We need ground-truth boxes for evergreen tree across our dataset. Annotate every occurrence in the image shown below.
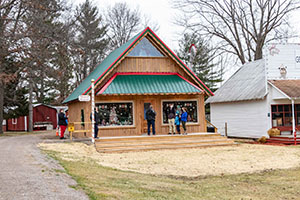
[176,33,222,92]
[73,0,108,86]
[23,0,66,104]
[3,58,28,120]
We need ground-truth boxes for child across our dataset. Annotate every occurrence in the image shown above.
[181,107,188,135]
[175,110,181,134]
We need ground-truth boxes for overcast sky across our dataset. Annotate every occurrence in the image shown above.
[73,0,300,80]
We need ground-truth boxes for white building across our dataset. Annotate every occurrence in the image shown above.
[206,44,300,138]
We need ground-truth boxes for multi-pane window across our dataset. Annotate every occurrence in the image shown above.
[162,101,198,124]
[96,102,133,126]
[271,104,300,127]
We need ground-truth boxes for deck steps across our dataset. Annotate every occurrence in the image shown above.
[267,136,300,144]
[95,133,236,153]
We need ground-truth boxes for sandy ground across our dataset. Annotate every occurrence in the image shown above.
[39,142,300,177]
[0,132,88,200]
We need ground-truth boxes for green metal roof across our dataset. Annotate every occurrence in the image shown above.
[100,75,202,95]
[63,27,213,104]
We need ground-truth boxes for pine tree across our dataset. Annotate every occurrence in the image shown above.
[73,0,108,86]
[176,33,223,92]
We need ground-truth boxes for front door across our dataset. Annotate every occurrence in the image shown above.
[142,100,155,134]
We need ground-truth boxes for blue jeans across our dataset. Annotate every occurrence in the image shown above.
[147,120,155,135]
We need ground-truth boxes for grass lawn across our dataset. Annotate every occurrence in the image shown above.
[45,149,300,200]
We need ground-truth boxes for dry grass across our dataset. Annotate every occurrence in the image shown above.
[39,143,300,177]
[44,148,300,200]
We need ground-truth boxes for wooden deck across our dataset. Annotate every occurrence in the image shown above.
[267,135,300,145]
[95,133,236,153]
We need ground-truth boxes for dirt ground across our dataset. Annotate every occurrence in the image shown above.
[0,132,88,200]
[39,142,300,177]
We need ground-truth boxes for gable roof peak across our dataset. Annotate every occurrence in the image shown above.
[63,27,213,104]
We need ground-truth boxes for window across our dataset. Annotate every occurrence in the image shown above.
[127,37,164,57]
[96,102,133,126]
[162,101,198,124]
[271,104,300,127]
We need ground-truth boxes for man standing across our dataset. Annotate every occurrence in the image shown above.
[58,109,68,139]
[90,107,100,139]
[166,103,176,135]
[146,104,156,135]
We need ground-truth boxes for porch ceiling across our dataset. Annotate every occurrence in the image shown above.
[269,80,300,98]
[97,73,203,95]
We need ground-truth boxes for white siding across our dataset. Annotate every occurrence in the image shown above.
[265,44,300,79]
[210,100,269,138]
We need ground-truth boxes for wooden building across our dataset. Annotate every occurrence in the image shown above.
[64,27,214,137]
[5,104,61,131]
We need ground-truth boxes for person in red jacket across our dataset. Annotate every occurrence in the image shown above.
[58,109,68,139]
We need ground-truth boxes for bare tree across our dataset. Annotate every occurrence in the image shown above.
[106,2,141,49]
[175,0,300,64]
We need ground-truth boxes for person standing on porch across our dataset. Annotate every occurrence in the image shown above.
[146,105,156,135]
[58,109,68,139]
[181,107,188,135]
[175,110,181,134]
[90,107,100,139]
[166,103,176,134]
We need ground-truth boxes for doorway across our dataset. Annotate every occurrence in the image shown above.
[142,100,155,134]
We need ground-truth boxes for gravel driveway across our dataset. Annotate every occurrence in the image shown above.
[0,132,88,200]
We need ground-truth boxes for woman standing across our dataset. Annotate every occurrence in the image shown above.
[58,109,68,139]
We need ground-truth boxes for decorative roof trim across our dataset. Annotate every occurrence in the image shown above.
[72,27,212,102]
[147,28,213,96]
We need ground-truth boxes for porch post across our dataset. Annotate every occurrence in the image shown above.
[91,79,95,142]
[292,99,296,144]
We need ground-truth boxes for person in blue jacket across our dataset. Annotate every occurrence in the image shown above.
[175,110,181,134]
[181,107,188,135]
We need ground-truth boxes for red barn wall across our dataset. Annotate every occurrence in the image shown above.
[7,116,26,131]
[33,105,57,129]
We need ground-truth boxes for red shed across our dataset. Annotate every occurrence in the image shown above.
[33,104,58,130]
[5,104,63,131]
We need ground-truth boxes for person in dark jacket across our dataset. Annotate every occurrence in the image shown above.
[90,107,100,138]
[166,103,176,134]
[146,105,156,135]
[58,109,68,139]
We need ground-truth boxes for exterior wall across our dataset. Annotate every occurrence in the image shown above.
[68,94,206,137]
[33,105,57,129]
[210,99,269,138]
[2,120,6,132]
[67,101,92,137]
[265,43,300,79]
[7,116,27,131]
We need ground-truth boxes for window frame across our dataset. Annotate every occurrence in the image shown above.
[161,99,199,126]
[271,104,300,130]
[96,101,135,129]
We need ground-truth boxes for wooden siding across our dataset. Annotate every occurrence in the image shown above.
[66,94,205,137]
[68,101,92,137]
[117,57,196,86]
[265,44,300,79]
